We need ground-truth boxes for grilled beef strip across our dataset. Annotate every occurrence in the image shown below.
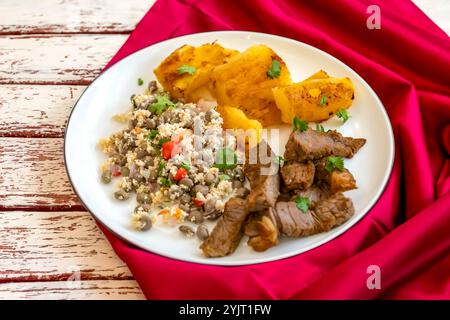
[245,184,330,251]
[284,129,366,162]
[200,198,249,257]
[244,140,280,212]
[275,193,354,237]
[311,193,354,231]
[245,190,354,251]
[280,161,315,190]
[236,128,362,253]
[246,174,280,212]
[315,158,357,193]
[244,208,279,252]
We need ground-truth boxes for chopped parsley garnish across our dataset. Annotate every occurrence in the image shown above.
[274,155,285,166]
[336,108,349,123]
[325,156,344,172]
[157,137,171,148]
[181,161,191,171]
[177,64,197,75]
[293,116,308,132]
[159,177,172,187]
[295,196,310,213]
[320,95,327,106]
[157,160,165,176]
[137,78,144,86]
[214,148,237,170]
[147,129,158,140]
[267,59,281,79]
[148,94,175,115]
[219,174,231,181]
[315,123,325,132]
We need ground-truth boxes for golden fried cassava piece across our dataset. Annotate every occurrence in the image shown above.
[304,69,330,81]
[273,71,354,123]
[210,45,292,126]
[217,105,262,146]
[217,105,262,132]
[154,43,239,102]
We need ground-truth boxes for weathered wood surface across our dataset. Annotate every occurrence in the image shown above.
[0,0,150,34]
[0,210,133,282]
[0,138,82,210]
[0,35,127,84]
[0,0,152,300]
[0,280,144,300]
[0,85,84,137]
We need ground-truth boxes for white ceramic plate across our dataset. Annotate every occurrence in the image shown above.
[65,31,394,265]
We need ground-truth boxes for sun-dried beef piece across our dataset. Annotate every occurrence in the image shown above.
[200,198,249,257]
[281,161,315,190]
[244,140,280,211]
[284,129,366,161]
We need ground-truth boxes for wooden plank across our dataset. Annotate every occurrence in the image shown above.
[0,280,144,300]
[0,0,151,34]
[0,34,127,84]
[0,138,81,209]
[0,210,134,282]
[0,85,84,137]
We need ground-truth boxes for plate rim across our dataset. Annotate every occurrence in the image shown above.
[64,30,395,266]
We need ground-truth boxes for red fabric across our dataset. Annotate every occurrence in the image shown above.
[99,0,450,299]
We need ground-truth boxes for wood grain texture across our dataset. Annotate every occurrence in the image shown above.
[0,0,151,34]
[0,138,81,209]
[0,0,151,299]
[0,280,144,300]
[0,35,127,84]
[0,210,134,282]
[0,85,85,137]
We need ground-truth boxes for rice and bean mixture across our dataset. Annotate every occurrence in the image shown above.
[98,81,249,237]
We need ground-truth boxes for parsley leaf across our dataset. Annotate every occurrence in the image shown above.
[315,124,325,132]
[293,116,308,132]
[148,94,175,115]
[219,174,231,181]
[320,95,327,106]
[138,78,144,86]
[178,64,197,75]
[181,161,191,171]
[157,159,165,176]
[157,137,171,148]
[295,196,310,213]
[214,148,237,170]
[325,156,344,172]
[159,177,172,187]
[273,155,285,166]
[336,108,349,123]
[147,129,158,140]
[267,59,281,79]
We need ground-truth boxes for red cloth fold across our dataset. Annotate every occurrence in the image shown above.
[99,0,450,299]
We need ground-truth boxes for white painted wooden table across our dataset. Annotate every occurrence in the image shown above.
[0,0,447,300]
[0,0,154,300]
